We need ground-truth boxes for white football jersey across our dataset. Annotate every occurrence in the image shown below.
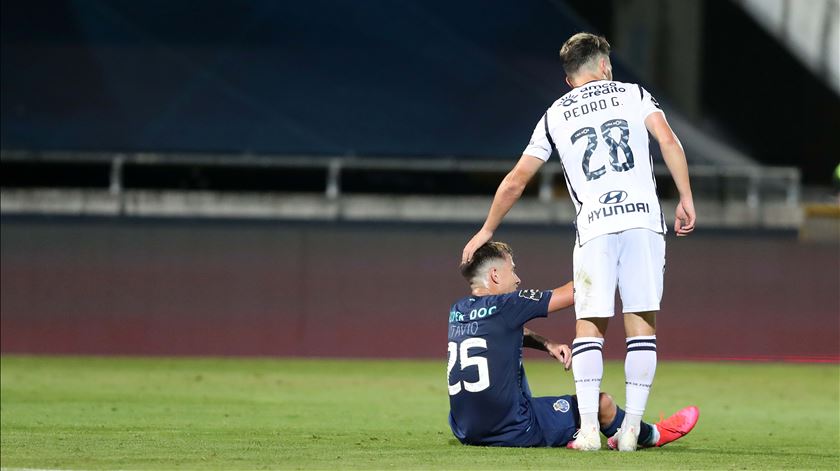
[524,79,667,246]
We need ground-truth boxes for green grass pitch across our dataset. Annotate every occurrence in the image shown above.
[1,356,838,470]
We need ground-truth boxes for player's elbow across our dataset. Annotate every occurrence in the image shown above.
[499,177,526,199]
[656,131,681,149]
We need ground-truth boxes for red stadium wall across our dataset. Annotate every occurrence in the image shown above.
[1,217,838,361]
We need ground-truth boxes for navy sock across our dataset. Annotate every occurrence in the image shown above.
[601,406,624,437]
[638,421,654,445]
[602,406,654,446]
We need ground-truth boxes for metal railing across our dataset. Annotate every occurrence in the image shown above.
[1,149,801,208]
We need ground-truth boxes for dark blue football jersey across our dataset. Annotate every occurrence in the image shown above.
[447,288,553,446]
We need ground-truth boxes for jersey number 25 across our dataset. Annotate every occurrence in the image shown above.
[447,338,490,395]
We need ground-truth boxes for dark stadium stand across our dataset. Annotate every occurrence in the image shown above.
[1,0,632,158]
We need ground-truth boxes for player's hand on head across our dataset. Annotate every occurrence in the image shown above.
[675,198,696,237]
[546,342,572,371]
[461,228,493,265]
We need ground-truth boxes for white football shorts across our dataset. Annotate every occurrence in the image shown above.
[573,228,665,319]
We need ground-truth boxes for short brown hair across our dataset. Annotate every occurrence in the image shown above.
[559,32,610,76]
[460,241,513,282]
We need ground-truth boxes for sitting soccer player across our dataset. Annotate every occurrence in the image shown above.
[448,241,698,449]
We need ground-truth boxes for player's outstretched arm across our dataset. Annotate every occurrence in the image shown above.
[523,328,571,370]
[645,112,696,236]
[548,281,574,313]
[461,155,545,264]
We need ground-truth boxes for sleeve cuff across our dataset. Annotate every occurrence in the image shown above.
[522,147,551,162]
[642,108,665,121]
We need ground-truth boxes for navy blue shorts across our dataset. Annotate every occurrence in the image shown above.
[530,395,580,447]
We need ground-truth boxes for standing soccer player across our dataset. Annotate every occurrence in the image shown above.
[461,32,696,451]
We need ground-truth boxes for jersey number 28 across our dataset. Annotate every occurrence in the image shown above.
[447,338,490,396]
[571,118,635,181]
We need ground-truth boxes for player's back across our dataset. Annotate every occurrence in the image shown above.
[447,289,550,446]
[526,79,666,245]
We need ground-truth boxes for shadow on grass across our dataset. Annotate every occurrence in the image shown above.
[444,441,839,462]
[659,446,839,460]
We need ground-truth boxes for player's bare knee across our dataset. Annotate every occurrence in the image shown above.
[624,311,656,337]
[598,393,615,411]
[598,393,617,424]
[576,318,608,337]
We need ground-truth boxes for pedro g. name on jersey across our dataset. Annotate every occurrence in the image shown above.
[525,80,666,246]
[559,81,626,121]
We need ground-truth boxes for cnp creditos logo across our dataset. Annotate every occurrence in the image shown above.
[559,94,579,107]
[599,190,628,204]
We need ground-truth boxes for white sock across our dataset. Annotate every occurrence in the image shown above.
[624,335,657,421]
[647,424,661,446]
[572,336,604,430]
[622,413,643,434]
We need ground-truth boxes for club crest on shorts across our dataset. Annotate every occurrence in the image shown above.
[553,399,570,413]
[518,289,542,301]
